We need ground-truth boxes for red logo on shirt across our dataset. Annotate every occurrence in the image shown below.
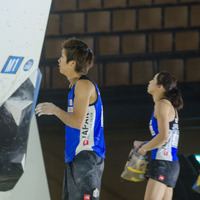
[84,194,90,200]
[83,140,89,146]
[164,151,168,156]
[158,175,165,181]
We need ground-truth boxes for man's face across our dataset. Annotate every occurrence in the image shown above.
[58,49,75,76]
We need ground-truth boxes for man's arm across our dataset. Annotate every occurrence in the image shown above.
[138,100,170,155]
[35,79,94,129]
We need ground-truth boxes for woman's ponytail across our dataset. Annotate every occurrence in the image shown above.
[157,72,184,110]
[165,87,183,110]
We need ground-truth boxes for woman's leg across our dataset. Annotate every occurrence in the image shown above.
[163,187,173,200]
[144,178,167,200]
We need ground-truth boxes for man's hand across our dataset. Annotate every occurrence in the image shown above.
[35,102,57,116]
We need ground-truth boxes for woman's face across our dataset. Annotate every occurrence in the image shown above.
[147,73,159,94]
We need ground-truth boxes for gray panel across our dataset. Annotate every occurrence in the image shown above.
[0,116,50,199]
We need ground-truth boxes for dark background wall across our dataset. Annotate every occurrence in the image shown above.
[40,0,200,89]
[37,0,200,199]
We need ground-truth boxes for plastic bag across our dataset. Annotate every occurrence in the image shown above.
[121,146,149,182]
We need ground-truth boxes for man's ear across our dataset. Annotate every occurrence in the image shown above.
[69,60,76,67]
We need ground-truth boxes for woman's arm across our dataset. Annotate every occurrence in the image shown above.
[138,100,171,155]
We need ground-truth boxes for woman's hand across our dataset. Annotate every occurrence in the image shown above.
[134,141,148,156]
[137,147,147,156]
[133,141,145,148]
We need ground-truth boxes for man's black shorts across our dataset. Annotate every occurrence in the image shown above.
[145,159,180,188]
[62,151,104,200]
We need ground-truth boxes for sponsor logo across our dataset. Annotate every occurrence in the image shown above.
[23,59,34,71]
[68,107,73,113]
[69,99,73,106]
[149,120,156,136]
[81,112,90,139]
[83,140,89,146]
[172,130,179,148]
[101,106,103,127]
[164,151,168,156]
[93,188,99,198]
[1,56,24,74]
[158,175,165,181]
[84,194,90,200]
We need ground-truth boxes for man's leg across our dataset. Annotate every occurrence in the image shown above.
[62,164,68,200]
[71,151,104,200]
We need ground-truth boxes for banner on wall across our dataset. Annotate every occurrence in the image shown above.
[0,0,52,191]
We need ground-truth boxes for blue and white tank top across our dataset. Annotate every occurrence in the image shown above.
[65,75,105,163]
[149,106,179,161]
